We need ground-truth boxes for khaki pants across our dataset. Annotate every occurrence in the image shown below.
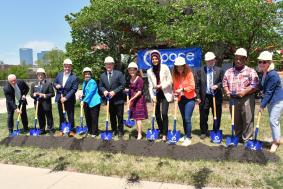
[230,95,255,141]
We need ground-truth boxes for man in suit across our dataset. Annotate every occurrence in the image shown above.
[99,56,126,138]
[54,58,79,136]
[195,52,224,139]
[3,74,29,135]
[30,68,55,134]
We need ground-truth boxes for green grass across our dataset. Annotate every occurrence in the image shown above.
[0,86,4,98]
[0,102,282,188]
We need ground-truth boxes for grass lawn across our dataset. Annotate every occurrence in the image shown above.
[0,86,4,98]
[0,101,282,188]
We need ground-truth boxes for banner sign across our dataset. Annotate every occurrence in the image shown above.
[137,47,202,70]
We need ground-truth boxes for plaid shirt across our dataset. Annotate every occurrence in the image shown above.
[223,66,259,93]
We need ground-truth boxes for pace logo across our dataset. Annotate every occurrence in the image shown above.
[138,47,202,69]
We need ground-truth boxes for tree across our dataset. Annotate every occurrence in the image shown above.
[65,0,283,73]
[37,49,66,78]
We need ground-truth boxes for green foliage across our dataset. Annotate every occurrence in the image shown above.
[36,49,66,78]
[65,0,283,73]
[0,65,29,80]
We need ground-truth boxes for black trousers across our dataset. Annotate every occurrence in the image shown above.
[37,104,54,132]
[109,102,124,135]
[7,104,28,133]
[84,104,100,135]
[199,94,222,134]
[57,101,75,131]
[155,91,169,136]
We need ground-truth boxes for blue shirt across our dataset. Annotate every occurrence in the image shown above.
[82,79,102,108]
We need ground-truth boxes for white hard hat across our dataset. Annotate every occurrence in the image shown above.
[204,52,216,61]
[235,48,247,57]
[104,56,115,64]
[82,67,92,73]
[258,51,272,61]
[127,62,138,69]
[36,68,46,74]
[63,58,72,65]
[174,57,186,66]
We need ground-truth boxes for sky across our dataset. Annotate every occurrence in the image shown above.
[0,0,90,64]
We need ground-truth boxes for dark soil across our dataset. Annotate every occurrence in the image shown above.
[0,136,279,165]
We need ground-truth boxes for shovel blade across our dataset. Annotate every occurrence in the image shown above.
[146,129,160,141]
[10,130,21,137]
[61,122,71,135]
[245,140,263,151]
[226,136,239,146]
[167,130,181,144]
[124,119,135,128]
[29,128,41,136]
[101,131,112,141]
[210,130,223,144]
[76,126,88,135]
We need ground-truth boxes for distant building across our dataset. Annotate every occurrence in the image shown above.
[19,48,33,65]
[37,51,49,63]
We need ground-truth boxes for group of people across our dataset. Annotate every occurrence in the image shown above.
[3,48,283,152]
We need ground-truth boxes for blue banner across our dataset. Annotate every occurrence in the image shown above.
[137,47,202,70]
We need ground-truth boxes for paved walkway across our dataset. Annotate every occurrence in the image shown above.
[0,163,234,189]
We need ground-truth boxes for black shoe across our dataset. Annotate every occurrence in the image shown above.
[22,128,29,134]
[113,131,118,136]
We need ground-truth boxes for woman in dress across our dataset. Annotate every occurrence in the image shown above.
[127,62,148,140]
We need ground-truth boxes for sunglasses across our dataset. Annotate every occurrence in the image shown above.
[258,61,269,64]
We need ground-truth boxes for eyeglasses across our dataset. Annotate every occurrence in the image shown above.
[258,61,268,64]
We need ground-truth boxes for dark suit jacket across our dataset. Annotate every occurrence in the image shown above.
[53,72,79,103]
[99,70,126,104]
[195,66,224,102]
[3,80,29,112]
[30,79,55,110]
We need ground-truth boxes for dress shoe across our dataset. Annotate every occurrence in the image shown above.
[69,131,76,137]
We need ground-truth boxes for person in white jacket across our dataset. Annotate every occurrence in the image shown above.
[147,50,173,141]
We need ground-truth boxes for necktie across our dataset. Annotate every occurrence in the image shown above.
[108,72,112,85]
[208,68,213,94]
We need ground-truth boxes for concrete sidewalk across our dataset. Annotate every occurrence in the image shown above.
[0,163,230,189]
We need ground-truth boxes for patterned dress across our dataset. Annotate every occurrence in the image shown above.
[129,76,148,120]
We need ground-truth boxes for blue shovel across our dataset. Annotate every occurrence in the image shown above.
[146,98,160,141]
[123,92,135,128]
[10,104,23,137]
[101,97,112,141]
[76,100,88,135]
[209,93,223,144]
[30,98,41,136]
[167,98,180,144]
[60,97,71,135]
[245,111,263,151]
[226,98,239,146]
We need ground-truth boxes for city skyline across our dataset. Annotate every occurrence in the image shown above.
[0,0,90,65]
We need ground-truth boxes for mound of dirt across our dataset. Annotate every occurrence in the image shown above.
[0,136,279,164]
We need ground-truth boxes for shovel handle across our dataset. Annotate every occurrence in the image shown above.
[16,104,23,122]
[152,100,156,117]
[106,98,110,121]
[213,95,217,119]
[231,104,234,126]
[127,93,130,111]
[80,101,84,117]
[35,99,39,120]
[256,112,261,129]
[174,98,178,119]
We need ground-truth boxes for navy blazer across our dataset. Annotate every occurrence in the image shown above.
[3,80,29,112]
[54,72,79,103]
[195,66,224,102]
[99,70,126,105]
[259,70,283,108]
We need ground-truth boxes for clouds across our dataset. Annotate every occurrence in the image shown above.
[22,40,57,52]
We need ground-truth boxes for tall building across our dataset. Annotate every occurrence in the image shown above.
[19,48,33,65]
[37,51,49,63]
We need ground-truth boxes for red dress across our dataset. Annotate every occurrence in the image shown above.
[129,76,148,120]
